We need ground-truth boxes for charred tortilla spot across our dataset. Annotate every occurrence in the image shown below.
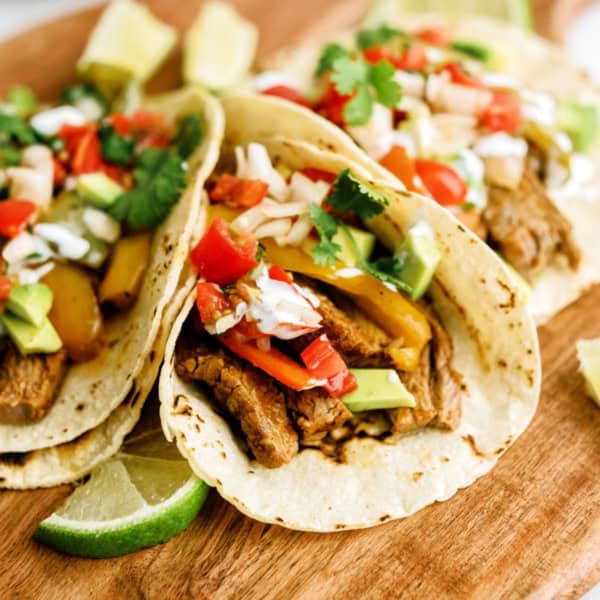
[462,434,485,458]
[220,451,226,459]
[412,471,424,482]
[497,359,508,368]
[441,456,450,463]
[0,451,30,466]
[379,514,391,522]
[275,517,284,523]
[526,370,535,387]
[457,224,466,233]
[149,351,156,363]
[334,524,346,530]
[469,238,476,245]
[480,277,486,284]
[62,428,68,433]
[216,479,222,486]
[248,470,255,475]
[194,424,200,433]
[496,278,516,310]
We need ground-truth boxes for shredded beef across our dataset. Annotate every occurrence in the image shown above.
[483,167,580,281]
[286,387,352,441]
[175,329,298,468]
[0,339,68,424]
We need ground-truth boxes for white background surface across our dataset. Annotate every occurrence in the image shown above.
[0,0,598,596]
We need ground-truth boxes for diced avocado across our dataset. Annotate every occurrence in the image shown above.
[5,283,53,327]
[577,338,600,405]
[0,313,62,355]
[76,173,124,209]
[342,369,415,413]
[332,225,376,268]
[394,224,441,301]
[79,235,111,269]
[558,102,599,152]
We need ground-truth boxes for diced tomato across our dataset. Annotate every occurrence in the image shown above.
[393,46,428,72]
[261,85,312,108]
[316,81,353,126]
[379,145,426,194]
[324,369,357,398]
[210,173,269,209]
[0,274,12,301]
[109,113,132,136]
[190,217,258,286]
[220,332,313,391]
[439,63,483,88]
[301,334,347,380]
[480,89,523,133]
[59,124,102,175]
[131,110,166,132]
[268,264,293,284]
[414,159,468,206]
[101,163,127,186]
[196,282,231,324]
[52,157,67,186]
[363,45,392,64]
[0,200,36,238]
[416,27,449,47]
[300,167,336,184]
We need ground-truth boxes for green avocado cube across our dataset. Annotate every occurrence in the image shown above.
[0,313,62,355]
[342,369,415,413]
[394,225,441,301]
[332,225,376,268]
[6,283,53,327]
[76,172,124,208]
[558,101,599,152]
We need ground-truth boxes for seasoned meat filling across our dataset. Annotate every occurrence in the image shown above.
[0,339,68,424]
[483,168,581,281]
[175,330,298,468]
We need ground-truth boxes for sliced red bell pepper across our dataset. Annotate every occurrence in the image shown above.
[363,45,392,64]
[393,46,428,72]
[480,89,522,133]
[0,274,12,301]
[414,159,468,206]
[190,217,258,286]
[301,334,347,380]
[52,157,67,186]
[416,27,449,47]
[439,63,483,88]
[300,167,337,184]
[109,113,133,136]
[137,132,170,151]
[210,173,269,209]
[196,281,231,324]
[0,200,36,238]
[59,123,102,175]
[220,332,313,391]
[323,369,357,398]
[379,145,426,194]
[131,110,166,132]
[268,264,293,284]
[261,85,312,108]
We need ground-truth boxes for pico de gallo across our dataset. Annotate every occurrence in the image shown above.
[0,82,202,371]
[255,25,598,283]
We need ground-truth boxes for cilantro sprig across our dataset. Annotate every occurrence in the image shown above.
[98,124,135,165]
[315,43,350,77]
[109,148,186,230]
[0,113,36,145]
[356,25,404,50]
[328,169,388,220]
[174,114,203,159]
[330,57,402,126]
[450,41,491,63]
[309,204,341,266]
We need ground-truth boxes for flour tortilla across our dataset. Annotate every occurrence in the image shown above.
[159,118,541,531]
[0,87,224,454]
[262,15,600,325]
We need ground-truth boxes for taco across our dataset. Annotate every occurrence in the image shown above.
[256,15,600,325]
[0,86,224,487]
[159,96,540,531]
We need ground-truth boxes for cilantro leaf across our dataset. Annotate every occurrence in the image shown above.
[98,124,135,165]
[315,43,350,77]
[451,41,491,62]
[356,25,403,50]
[330,57,369,94]
[309,203,341,266]
[0,144,22,167]
[109,148,186,230]
[330,57,402,125]
[0,114,36,145]
[175,114,203,159]
[369,60,402,106]
[328,169,388,221]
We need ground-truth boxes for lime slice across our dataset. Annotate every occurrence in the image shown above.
[33,431,208,558]
[78,0,177,93]
[183,1,258,92]
[363,0,533,30]
[577,338,600,405]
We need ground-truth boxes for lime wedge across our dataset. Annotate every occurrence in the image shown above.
[577,338,600,405]
[33,431,208,558]
[183,1,258,92]
[363,0,533,30]
[78,0,177,93]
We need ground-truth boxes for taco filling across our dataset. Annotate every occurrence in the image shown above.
[173,142,460,468]
[0,84,203,424]
[256,24,598,283]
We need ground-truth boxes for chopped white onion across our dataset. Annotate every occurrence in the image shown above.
[347,103,395,160]
[82,207,121,243]
[33,223,90,260]
[30,105,86,136]
[237,143,288,202]
[289,172,329,206]
[7,145,54,213]
[426,74,492,117]
[2,232,37,265]
[75,97,104,121]
[17,261,55,285]
[262,200,307,218]
[473,133,528,158]
[253,70,298,92]
[285,215,313,246]
[230,202,271,234]
[394,71,426,97]
[254,218,292,239]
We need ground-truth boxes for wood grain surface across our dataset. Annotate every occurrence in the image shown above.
[1,2,599,599]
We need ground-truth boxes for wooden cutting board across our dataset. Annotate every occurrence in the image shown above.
[1,2,600,599]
